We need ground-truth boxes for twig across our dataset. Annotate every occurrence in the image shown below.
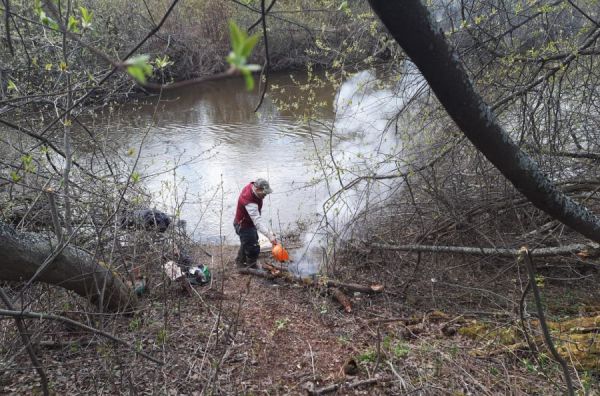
[254,0,272,112]
[248,0,277,31]
[520,247,574,396]
[45,188,63,242]
[374,324,381,373]
[3,0,14,56]
[309,377,386,395]
[0,288,49,395]
[307,341,316,381]
[0,308,162,365]
[518,275,539,357]
[37,0,182,139]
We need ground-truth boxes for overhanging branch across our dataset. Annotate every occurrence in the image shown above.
[368,0,600,242]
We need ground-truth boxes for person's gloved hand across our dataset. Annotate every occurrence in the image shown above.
[269,233,278,245]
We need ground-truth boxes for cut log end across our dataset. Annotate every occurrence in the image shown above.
[330,287,353,313]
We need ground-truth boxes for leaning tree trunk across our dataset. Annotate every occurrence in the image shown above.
[0,222,135,311]
[368,0,600,243]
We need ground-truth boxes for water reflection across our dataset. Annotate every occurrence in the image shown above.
[96,72,335,244]
[88,68,410,279]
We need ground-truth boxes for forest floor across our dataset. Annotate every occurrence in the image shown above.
[1,245,599,395]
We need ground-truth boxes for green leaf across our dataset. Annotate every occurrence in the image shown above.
[7,80,17,91]
[226,52,243,68]
[10,171,21,183]
[21,154,32,166]
[154,55,173,70]
[39,11,50,25]
[338,1,349,12]
[131,171,141,184]
[227,20,261,90]
[68,15,79,32]
[228,20,245,55]
[80,6,93,29]
[127,66,146,83]
[39,10,59,30]
[240,33,260,58]
[242,69,254,91]
[125,55,153,84]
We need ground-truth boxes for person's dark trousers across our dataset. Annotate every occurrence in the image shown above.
[234,223,260,268]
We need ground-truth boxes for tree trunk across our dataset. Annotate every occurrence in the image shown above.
[368,0,600,243]
[0,222,135,311]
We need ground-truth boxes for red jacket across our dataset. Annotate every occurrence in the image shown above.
[234,182,263,229]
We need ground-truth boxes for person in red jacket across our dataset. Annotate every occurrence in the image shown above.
[234,178,278,268]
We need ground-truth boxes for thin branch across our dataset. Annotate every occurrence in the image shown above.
[0,308,162,365]
[0,117,97,179]
[254,0,273,112]
[542,151,600,162]
[248,0,277,32]
[491,27,600,111]
[141,69,237,91]
[0,288,49,396]
[518,277,539,357]
[44,188,63,242]
[37,0,182,138]
[3,0,14,56]
[521,248,574,396]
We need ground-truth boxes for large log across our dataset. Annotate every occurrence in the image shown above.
[0,222,135,311]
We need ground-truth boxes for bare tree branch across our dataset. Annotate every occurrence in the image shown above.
[520,248,574,395]
[368,0,600,243]
[0,288,49,396]
[0,308,162,365]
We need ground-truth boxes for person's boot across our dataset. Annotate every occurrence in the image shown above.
[246,257,258,269]
[235,248,246,267]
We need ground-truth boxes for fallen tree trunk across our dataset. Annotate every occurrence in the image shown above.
[370,242,599,258]
[0,222,135,311]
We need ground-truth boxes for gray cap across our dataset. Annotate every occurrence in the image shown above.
[254,178,273,194]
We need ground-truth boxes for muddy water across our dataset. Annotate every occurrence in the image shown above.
[98,69,407,275]
[102,72,335,245]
